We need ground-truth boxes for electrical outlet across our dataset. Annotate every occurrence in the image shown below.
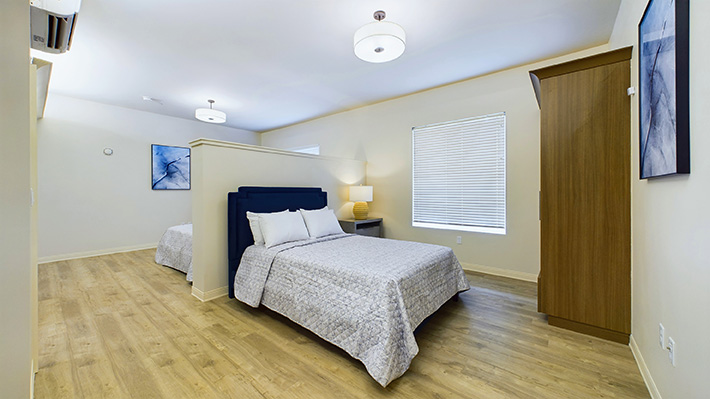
[659,323,665,348]
[668,337,676,367]
[456,236,462,244]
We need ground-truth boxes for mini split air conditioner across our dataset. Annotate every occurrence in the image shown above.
[30,0,82,54]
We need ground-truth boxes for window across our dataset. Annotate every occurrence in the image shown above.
[288,145,320,155]
[412,112,506,235]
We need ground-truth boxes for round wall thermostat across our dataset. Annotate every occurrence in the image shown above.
[103,148,114,156]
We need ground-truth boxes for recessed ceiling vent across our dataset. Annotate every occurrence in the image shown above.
[30,0,82,54]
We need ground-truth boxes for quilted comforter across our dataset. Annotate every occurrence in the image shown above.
[234,234,470,386]
[155,223,193,281]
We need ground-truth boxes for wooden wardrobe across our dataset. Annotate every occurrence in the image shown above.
[530,48,632,344]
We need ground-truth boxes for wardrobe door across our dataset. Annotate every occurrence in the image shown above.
[539,59,631,336]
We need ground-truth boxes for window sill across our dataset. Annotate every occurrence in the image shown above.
[412,222,506,235]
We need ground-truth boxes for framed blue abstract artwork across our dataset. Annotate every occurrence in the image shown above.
[638,0,690,179]
[151,144,190,190]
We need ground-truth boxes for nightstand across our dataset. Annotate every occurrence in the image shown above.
[339,218,382,238]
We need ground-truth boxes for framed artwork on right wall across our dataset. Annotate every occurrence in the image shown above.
[638,0,690,179]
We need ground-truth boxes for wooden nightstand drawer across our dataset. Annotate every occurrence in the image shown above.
[339,218,382,238]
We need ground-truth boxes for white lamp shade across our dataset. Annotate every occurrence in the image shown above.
[354,21,406,63]
[195,108,226,124]
[349,185,373,202]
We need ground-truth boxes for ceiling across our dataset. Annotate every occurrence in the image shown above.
[37,0,622,132]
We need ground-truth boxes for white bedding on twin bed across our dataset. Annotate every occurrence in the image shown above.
[155,223,193,281]
[234,233,470,386]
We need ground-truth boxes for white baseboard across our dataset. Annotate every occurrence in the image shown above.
[38,243,158,264]
[630,335,661,399]
[460,262,538,282]
[192,285,228,302]
[30,359,36,399]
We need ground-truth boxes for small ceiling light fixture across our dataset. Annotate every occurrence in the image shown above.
[195,99,226,124]
[354,10,406,63]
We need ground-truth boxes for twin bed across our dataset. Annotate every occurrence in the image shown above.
[155,223,193,281]
[157,186,470,387]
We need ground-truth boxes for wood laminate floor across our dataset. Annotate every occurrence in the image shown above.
[35,250,649,398]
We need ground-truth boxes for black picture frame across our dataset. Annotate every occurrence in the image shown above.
[151,144,191,190]
[638,0,690,179]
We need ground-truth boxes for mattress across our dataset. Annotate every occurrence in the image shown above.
[234,233,470,386]
[155,223,193,281]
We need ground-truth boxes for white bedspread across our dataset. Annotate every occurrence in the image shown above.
[155,223,193,281]
[234,234,470,386]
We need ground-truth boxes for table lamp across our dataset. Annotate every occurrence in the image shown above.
[349,185,373,220]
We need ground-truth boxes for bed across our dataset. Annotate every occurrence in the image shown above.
[228,187,470,387]
[155,223,193,281]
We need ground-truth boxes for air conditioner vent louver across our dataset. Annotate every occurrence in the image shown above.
[30,6,78,54]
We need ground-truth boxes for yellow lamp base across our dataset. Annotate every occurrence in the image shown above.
[353,201,369,220]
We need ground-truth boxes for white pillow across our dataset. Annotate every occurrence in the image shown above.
[259,211,310,248]
[299,208,344,238]
[246,210,287,245]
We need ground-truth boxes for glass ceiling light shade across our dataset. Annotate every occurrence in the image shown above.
[354,10,406,63]
[195,99,226,124]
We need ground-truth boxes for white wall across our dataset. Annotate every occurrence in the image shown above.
[261,46,608,280]
[37,95,259,261]
[0,1,33,397]
[610,1,709,398]
[190,140,366,299]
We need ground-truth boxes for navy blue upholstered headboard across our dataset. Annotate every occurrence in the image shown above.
[227,187,328,298]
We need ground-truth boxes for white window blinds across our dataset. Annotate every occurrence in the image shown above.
[412,112,506,235]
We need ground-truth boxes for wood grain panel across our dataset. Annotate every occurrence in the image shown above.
[538,58,631,335]
[530,47,633,107]
[34,250,648,398]
[548,316,629,345]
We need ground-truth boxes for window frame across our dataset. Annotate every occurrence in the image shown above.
[288,145,320,155]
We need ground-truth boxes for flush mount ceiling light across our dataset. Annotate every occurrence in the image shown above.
[195,99,226,124]
[354,10,406,63]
